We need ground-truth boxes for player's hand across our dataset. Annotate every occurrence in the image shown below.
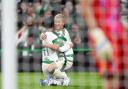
[40,33,47,40]
[51,45,60,50]
[44,42,59,51]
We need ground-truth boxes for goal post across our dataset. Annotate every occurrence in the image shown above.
[1,0,17,89]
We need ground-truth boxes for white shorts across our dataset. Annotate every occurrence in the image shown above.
[55,57,73,71]
[42,57,73,73]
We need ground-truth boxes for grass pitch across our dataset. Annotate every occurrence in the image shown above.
[0,72,103,89]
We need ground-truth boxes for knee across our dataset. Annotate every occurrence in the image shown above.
[47,63,57,73]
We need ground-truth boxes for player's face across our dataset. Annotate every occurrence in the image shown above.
[54,18,64,30]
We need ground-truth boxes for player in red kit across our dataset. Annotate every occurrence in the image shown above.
[80,0,128,89]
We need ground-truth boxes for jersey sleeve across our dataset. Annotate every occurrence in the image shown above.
[41,32,52,46]
[64,29,72,42]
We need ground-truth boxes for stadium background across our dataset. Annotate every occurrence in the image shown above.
[0,0,128,89]
[1,0,96,72]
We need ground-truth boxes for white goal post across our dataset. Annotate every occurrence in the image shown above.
[1,0,17,89]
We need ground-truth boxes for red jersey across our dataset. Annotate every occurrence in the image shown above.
[93,0,124,41]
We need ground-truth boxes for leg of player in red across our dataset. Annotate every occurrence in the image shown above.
[80,0,128,89]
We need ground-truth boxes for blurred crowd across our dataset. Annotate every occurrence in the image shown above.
[17,0,88,49]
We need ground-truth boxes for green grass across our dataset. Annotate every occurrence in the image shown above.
[0,72,103,89]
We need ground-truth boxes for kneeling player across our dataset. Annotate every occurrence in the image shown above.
[40,31,73,86]
[40,14,74,86]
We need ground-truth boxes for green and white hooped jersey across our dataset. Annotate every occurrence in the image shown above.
[42,29,74,64]
[42,32,59,64]
[52,29,74,62]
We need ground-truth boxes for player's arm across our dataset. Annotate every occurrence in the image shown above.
[58,42,73,52]
[42,30,73,51]
[43,41,60,50]
[80,0,97,30]
[40,32,59,50]
[43,40,73,52]
[44,42,73,52]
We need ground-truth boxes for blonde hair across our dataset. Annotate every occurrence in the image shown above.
[54,14,65,22]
